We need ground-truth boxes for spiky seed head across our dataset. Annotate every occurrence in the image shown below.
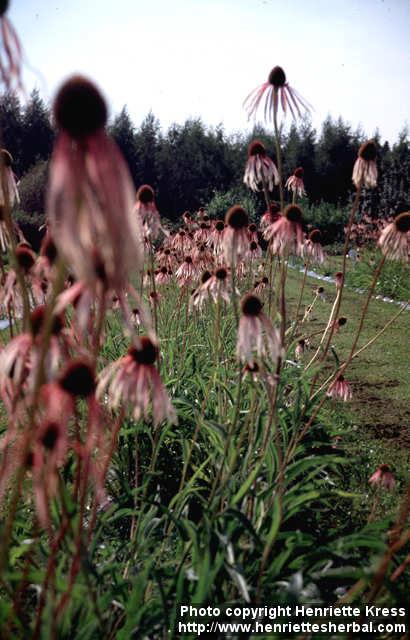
[294,167,304,178]
[215,220,225,232]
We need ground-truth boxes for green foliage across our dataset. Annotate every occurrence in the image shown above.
[17,159,48,216]
[206,186,260,221]
[303,200,350,243]
[346,250,410,300]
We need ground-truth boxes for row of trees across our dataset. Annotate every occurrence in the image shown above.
[1,90,409,225]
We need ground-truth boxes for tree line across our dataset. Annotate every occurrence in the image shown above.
[1,90,409,228]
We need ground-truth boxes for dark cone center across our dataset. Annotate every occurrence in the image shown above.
[41,423,59,450]
[59,361,96,398]
[15,246,35,273]
[309,229,322,243]
[241,294,263,316]
[268,66,286,87]
[226,206,249,230]
[358,140,377,162]
[284,204,303,223]
[54,76,107,139]
[395,212,410,233]
[248,140,266,157]
[137,185,155,204]
[129,337,158,365]
[215,268,227,280]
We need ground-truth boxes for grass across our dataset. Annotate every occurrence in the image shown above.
[315,248,410,301]
[285,265,410,515]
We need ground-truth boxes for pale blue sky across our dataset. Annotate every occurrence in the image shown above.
[9,0,410,142]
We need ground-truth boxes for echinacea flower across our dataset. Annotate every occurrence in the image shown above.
[194,222,211,244]
[175,255,197,286]
[0,148,19,207]
[260,201,281,230]
[285,167,306,197]
[243,140,279,192]
[244,65,311,122]
[334,316,347,333]
[207,219,225,254]
[369,464,396,491]
[352,140,378,189]
[0,305,67,409]
[97,336,177,426]
[0,382,74,526]
[47,76,144,291]
[254,275,269,295]
[334,271,344,290]
[248,223,258,243]
[223,205,249,265]
[172,229,192,256]
[236,294,281,366]
[303,229,326,264]
[246,240,263,261]
[182,211,194,227]
[0,1,23,91]
[0,148,22,251]
[192,243,213,269]
[134,184,161,240]
[155,266,172,285]
[264,204,304,257]
[327,375,352,402]
[378,211,410,262]
[295,339,306,361]
[189,270,213,311]
[157,247,175,270]
[208,267,235,303]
